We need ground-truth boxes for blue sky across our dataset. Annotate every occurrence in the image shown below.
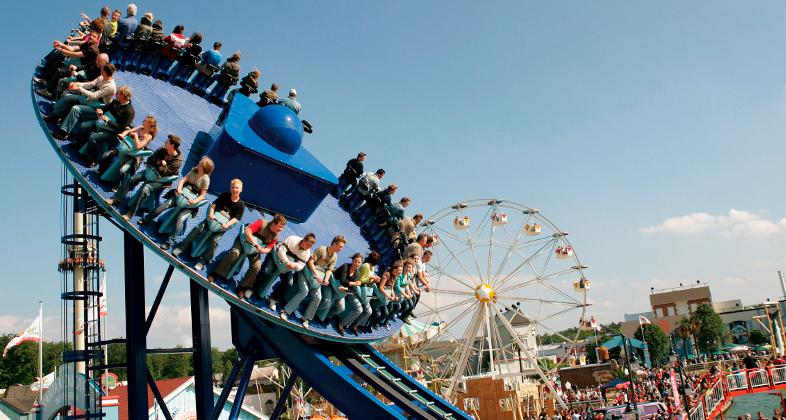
[3,1,786,348]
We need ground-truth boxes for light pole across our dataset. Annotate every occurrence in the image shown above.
[617,334,638,417]
[670,334,690,411]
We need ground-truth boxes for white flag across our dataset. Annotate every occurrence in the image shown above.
[30,371,55,391]
[639,315,651,326]
[3,314,42,357]
[99,273,108,317]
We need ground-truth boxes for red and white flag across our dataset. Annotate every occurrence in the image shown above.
[639,315,651,326]
[3,313,42,357]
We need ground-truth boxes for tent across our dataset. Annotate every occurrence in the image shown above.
[601,377,625,390]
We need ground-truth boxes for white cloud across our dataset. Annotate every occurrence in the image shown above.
[0,314,64,342]
[640,209,786,237]
[145,305,232,348]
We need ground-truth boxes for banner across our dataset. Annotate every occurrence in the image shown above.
[30,371,55,391]
[670,368,681,409]
[99,273,108,316]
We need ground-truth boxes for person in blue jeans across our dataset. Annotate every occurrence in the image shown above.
[138,157,214,249]
[172,179,245,270]
[333,253,363,336]
[279,235,345,329]
[46,64,117,139]
[338,251,381,335]
[106,135,183,220]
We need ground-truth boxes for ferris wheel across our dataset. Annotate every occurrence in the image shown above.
[410,199,590,408]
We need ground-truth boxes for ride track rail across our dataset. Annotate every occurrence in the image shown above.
[31,72,401,344]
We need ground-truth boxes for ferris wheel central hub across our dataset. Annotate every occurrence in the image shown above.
[474,283,496,303]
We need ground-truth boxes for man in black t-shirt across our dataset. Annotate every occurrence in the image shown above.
[743,351,759,369]
[335,152,365,196]
[173,179,246,270]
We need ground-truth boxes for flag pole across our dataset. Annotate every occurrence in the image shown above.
[38,300,43,405]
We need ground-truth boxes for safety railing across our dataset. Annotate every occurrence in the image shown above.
[771,365,786,385]
[726,371,747,391]
[684,365,786,420]
[703,378,725,415]
[748,368,770,388]
[689,401,706,420]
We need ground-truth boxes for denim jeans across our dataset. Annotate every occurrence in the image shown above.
[177,219,222,263]
[60,104,98,134]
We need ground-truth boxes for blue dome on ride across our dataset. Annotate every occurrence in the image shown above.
[248,105,303,155]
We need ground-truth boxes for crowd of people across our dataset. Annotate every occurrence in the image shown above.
[34,5,433,335]
[547,351,786,419]
[34,4,301,114]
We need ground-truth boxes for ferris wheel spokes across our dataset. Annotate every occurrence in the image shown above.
[493,294,582,307]
[445,303,486,398]
[428,264,479,291]
[455,205,487,283]
[496,265,580,295]
[489,303,569,408]
[415,302,477,343]
[488,214,532,284]
[415,296,476,320]
[426,225,481,286]
[491,237,558,288]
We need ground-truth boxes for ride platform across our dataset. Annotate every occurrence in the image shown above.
[32,69,400,343]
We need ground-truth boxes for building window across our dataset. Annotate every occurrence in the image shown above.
[464,397,480,411]
[499,396,514,412]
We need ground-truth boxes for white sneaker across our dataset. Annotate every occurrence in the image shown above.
[244,289,254,299]
[302,319,310,329]
[194,262,204,271]
[279,311,288,321]
[172,247,183,257]
[268,300,277,312]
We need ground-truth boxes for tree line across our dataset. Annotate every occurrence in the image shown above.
[0,334,241,390]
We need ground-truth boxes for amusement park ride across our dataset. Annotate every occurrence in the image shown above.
[29,12,594,419]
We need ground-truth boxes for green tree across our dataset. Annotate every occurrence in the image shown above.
[749,329,768,346]
[0,334,39,389]
[689,304,725,353]
[634,324,670,365]
[107,343,127,381]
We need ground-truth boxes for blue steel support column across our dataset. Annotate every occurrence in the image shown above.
[209,353,250,420]
[123,232,148,420]
[270,373,298,420]
[191,279,214,419]
[229,355,255,420]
